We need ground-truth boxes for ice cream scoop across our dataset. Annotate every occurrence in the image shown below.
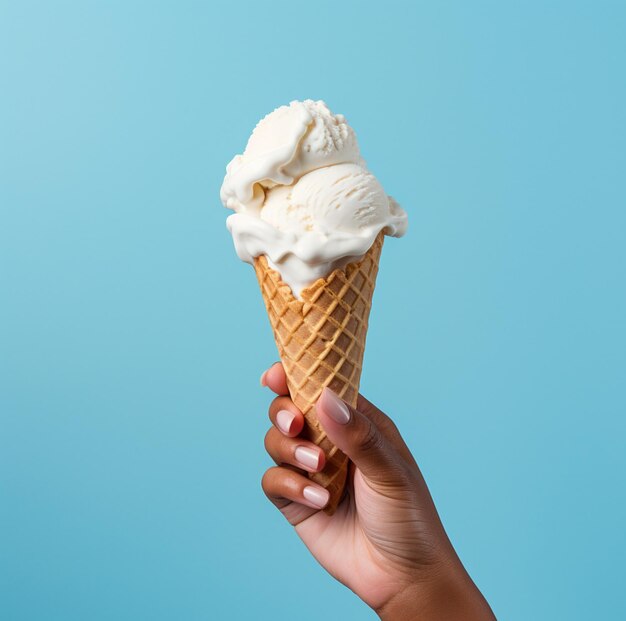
[221,100,362,214]
[261,163,392,235]
[221,99,407,297]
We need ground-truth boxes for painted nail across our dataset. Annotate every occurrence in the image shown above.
[320,388,351,424]
[295,446,320,470]
[276,409,295,434]
[303,485,330,509]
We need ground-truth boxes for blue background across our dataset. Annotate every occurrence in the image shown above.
[1,1,625,619]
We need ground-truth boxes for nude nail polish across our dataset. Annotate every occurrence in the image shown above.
[276,410,295,434]
[320,388,351,424]
[303,485,330,509]
[295,446,320,470]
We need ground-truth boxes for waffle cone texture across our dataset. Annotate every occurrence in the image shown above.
[253,233,384,515]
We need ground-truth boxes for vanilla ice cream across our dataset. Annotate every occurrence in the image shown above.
[221,100,407,297]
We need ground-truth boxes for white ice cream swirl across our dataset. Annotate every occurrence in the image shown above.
[221,100,407,297]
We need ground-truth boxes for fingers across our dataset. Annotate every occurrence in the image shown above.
[260,362,289,396]
[262,466,330,511]
[316,388,410,487]
[266,394,322,472]
[260,368,331,522]
[261,362,413,484]
[264,426,325,473]
[262,362,303,435]
[263,371,322,471]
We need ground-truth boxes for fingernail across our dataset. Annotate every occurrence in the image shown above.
[276,410,295,434]
[320,388,351,424]
[260,370,269,387]
[295,446,320,470]
[303,485,330,509]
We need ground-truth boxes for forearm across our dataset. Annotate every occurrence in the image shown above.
[378,565,496,621]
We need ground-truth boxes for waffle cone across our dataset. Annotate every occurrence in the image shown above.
[253,232,384,515]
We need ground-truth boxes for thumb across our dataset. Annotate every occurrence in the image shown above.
[316,387,403,486]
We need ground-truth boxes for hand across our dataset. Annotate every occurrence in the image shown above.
[260,362,496,621]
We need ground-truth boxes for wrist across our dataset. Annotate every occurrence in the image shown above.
[377,560,496,621]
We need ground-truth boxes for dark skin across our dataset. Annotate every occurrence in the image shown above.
[260,362,496,621]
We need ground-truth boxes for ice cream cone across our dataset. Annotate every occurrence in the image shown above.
[254,232,384,515]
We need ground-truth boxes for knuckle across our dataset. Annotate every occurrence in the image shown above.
[370,407,396,431]
[269,395,289,417]
[357,396,402,441]
[264,427,282,454]
[381,417,400,438]
[268,397,280,418]
[261,468,274,493]
[358,420,382,454]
